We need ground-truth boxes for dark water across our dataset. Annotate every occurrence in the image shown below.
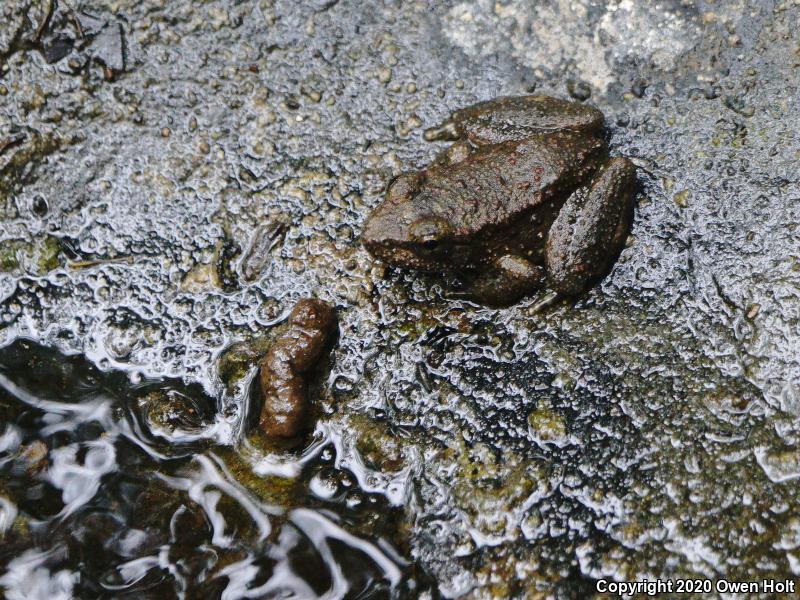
[0,339,430,599]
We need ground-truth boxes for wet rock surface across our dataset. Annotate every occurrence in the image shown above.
[1,0,800,597]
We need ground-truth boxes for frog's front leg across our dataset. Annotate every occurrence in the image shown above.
[544,157,636,296]
[457,255,543,307]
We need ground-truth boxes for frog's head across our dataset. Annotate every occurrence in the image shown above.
[362,174,463,273]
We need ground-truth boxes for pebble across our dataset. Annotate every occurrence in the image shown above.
[567,79,591,101]
[377,66,392,84]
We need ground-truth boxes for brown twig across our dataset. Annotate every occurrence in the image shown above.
[0,134,25,157]
[67,256,134,269]
[34,0,55,43]
[66,6,85,38]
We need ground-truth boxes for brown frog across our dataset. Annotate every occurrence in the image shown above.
[361,95,637,307]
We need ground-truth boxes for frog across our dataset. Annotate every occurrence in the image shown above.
[361,95,637,307]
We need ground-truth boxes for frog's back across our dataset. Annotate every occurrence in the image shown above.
[416,131,605,239]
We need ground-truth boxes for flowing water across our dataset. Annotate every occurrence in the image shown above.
[0,339,430,599]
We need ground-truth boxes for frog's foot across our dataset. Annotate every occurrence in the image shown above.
[529,291,562,313]
[545,156,636,296]
[455,255,543,307]
[446,95,605,146]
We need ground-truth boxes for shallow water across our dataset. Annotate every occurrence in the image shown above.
[0,339,428,599]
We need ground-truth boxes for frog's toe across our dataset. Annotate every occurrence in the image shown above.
[423,120,460,142]
[530,291,562,314]
[431,140,473,167]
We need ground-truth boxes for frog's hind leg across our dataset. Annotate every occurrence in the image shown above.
[544,157,637,296]
[425,95,606,147]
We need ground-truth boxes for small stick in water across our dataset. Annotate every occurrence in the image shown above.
[530,291,561,314]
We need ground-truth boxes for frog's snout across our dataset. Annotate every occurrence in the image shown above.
[362,210,396,247]
[362,210,444,272]
[362,209,405,257]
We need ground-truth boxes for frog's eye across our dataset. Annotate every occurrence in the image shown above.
[410,217,451,248]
